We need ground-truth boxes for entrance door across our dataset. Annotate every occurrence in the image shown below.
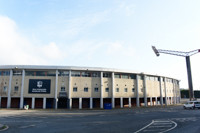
[58,98,68,109]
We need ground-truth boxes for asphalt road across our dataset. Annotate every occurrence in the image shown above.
[0,105,200,133]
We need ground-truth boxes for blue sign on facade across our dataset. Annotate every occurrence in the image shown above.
[28,79,51,94]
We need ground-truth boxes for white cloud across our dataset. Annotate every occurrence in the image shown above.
[116,1,136,16]
[0,15,64,65]
[42,42,63,60]
[106,41,135,57]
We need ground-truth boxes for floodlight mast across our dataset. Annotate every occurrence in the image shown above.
[152,46,200,101]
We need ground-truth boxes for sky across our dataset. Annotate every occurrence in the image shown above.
[0,0,200,90]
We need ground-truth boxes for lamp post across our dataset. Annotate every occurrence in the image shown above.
[152,46,200,101]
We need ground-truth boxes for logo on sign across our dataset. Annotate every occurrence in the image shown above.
[37,81,43,88]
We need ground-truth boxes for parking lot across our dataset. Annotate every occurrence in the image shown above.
[0,105,200,133]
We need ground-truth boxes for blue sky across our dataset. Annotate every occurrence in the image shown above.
[0,0,200,89]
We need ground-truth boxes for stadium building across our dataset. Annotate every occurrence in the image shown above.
[0,65,180,109]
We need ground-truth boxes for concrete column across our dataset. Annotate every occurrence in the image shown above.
[55,70,58,109]
[120,97,123,108]
[172,79,176,104]
[0,96,1,108]
[43,97,46,109]
[68,70,72,109]
[159,77,163,106]
[164,77,167,106]
[143,75,147,107]
[112,72,115,108]
[170,97,172,104]
[167,97,169,105]
[79,98,82,109]
[7,69,13,108]
[136,75,140,107]
[100,72,103,109]
[20,70,25,109]
[176,83,178,104]
[100,98,103,109]
[150,97,152,106]
[90,98,93,109]
[129,97,131,108]
[155,97,157,105]
[69,99,72,109]
[32,97,35,109]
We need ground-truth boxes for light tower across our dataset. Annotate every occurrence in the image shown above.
[152,46,200,101]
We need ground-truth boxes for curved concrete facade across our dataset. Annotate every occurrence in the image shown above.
[0,65,180,109]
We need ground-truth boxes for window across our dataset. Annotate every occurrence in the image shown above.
[141,88,143,92]
[130,74,136,79]
[103,73,111,78]
[0,71,10,76]
[3,86,7,92]
[132,88,135,92]
[82,72,91,77]
[84,87,88,92]
[94,88,98,92]
[13,71,22,76]
[92,72,100,77]
[105,88,109,92]
[71,71,81,77]
[14,86,19,92]
[124,88,128,92]
[114,74,120,78]
[25,71,55,76]
[138,75,144,80]
[116,88,119,92]
[73,87,77,92]
[59,71,69,76]
[121,74,129,79]
[61,87,65,91]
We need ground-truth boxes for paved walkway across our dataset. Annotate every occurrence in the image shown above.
[0,124,3,128]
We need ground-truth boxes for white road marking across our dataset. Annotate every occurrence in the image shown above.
[134,120,177,133]
[19,125,35,129]
[134,120,155,133]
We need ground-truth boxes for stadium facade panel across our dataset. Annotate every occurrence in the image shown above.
[0,65,180,109]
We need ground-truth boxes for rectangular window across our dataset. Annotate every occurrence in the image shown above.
[14,86,19,92]
[124,88,128,92]
[138,75,144,80]
[92,72,100,77]
[105,88,109,92]
[103,73,111,78]
[154,77,158,81]
[82,72,91,77]
[132,88,135,92]
[0,71,10,76]
[61,87,65,91]
[73,87,77,92]
[116,88,119,92]
[84,87,88,92]
[94,87,98,92]
[71,71,81,77]
[3,86,7,92]
[141,88,143,92]
[59,71,69,76]
[114,74,120,78]
[25,71,55,76]
[121,74,129,79]
[130,74,136,79]
[13,71,22,76]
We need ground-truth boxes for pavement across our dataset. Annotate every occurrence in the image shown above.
[0,105,200,133]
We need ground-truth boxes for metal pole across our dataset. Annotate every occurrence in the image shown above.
[186,56,194,100]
